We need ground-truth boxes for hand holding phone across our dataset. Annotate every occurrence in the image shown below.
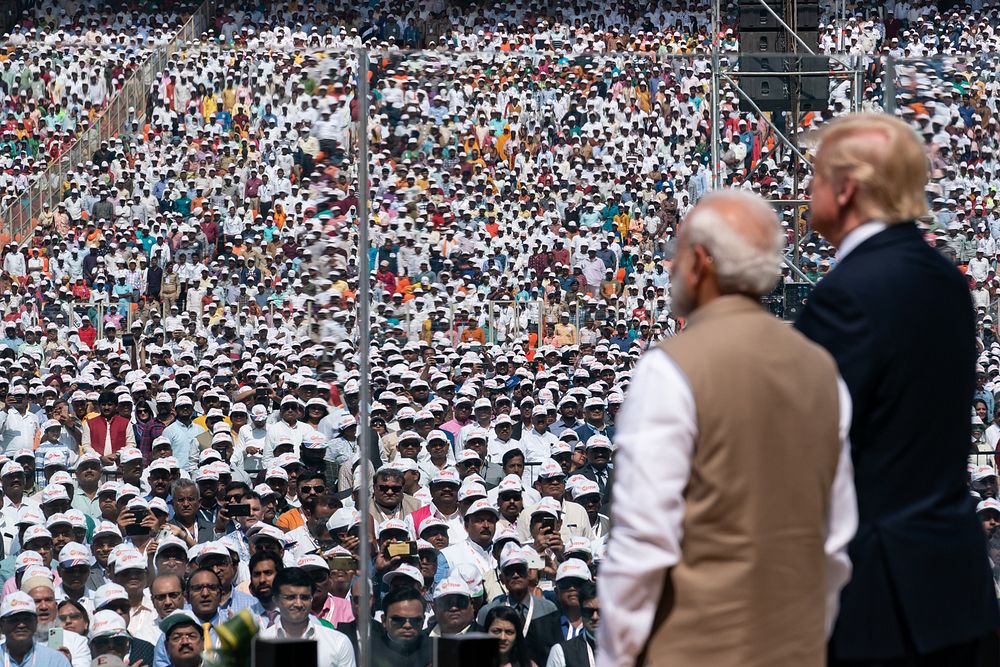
[385,541,417,558]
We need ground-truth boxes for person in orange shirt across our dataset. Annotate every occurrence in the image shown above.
[275,471,328,532]
[460,320,487,344]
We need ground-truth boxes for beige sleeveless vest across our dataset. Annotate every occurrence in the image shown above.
[643,295,841,667]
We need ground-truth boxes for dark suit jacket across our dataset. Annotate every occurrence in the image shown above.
[577,462,614,511]
[169,515,216,544]
[796,222,999,659]
[129,637,155,666]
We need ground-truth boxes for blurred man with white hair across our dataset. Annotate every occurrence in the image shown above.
[599,190,858,667]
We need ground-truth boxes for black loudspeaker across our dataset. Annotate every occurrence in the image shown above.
[797,2,820,30]
[252,637,317,667]
[761,283,785,319]
[434,632,501,667]
[738,1,828,113]
[783,282,814,320]
[740,77,791,112]
[742,31,788,73]
[798,75,831,112]
[739,0,783,30]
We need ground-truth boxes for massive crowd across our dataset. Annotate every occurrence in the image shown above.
[0,0,994,665]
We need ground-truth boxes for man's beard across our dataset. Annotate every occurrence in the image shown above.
[35,618,57,642]
[670,267,694,318]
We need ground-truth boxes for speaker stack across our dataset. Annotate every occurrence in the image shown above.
[738,1,829,112]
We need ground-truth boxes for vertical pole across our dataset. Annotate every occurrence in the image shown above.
[710,0,720,189]
[488,301,495,345]
[853,54,863,113]
[789,0,801,269]
[355,47,372,667]
[883,56,896,114]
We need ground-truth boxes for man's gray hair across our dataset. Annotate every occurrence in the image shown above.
[685,191,784,297]
[171,478,198,498]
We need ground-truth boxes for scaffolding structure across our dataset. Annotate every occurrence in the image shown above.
[709,0,874,277]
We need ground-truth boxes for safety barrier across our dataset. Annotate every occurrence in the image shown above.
[0,0,216,245]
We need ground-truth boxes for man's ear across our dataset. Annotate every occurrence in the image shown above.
[836,177,857,208]
[690,244,712,282]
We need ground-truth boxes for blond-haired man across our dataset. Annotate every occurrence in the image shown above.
[797,113,999,665]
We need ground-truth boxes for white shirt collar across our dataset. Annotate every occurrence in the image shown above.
[837,220,889,261]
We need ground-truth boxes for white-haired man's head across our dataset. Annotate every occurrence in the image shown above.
[671,190,783,318]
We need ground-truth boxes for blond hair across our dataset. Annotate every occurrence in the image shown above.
[815,113,929,223]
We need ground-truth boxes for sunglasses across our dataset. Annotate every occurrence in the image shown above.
[378,485,403,494]
[152,591,183,602]
[225,494,245,502]
[300,485,326,494]
[557,579,584,591]
[502,563,528,578]
[581,607,601,619]
[438,595,470,610]
[388,615,425,629]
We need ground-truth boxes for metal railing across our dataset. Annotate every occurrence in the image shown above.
[0,0,216,245]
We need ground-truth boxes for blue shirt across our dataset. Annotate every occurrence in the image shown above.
[162,420,206,472]
[219,588,260,618]
[0,643,71,667]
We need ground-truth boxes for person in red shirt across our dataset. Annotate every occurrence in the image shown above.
[83,392,137,463]
[77,315,97,349]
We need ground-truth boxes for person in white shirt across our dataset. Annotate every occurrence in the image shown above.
[517,406,558,486]
[259,567,355,667]
[599,191,857,667]
[440,499,504,602]
[0,386,39,456]
[263,397,311,465]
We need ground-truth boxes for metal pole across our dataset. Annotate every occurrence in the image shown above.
[488,301,495,345]
[789,0,802,269]
[853,54,863,113]
[751,0,852,70]
[355,47,372,667]
[783,255,816,284]
[735,70,852,77]
[883,56,896,114]
[710,0,720,189]
[720,73,812,166]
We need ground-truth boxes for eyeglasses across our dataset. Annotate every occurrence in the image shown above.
[189,583,221,593]
[153,591,183,602]
[300,485,325,494]
[278,593,313,602]
[377,484,402,494]
[58,612,83,623]
[388,615,424,629]
[581,607,601,619]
